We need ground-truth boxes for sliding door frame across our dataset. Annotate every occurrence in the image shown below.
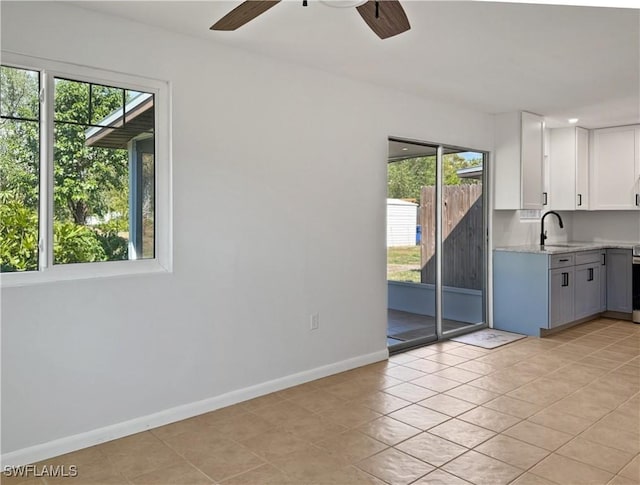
[435,145,444,338]
[388,136,490,345]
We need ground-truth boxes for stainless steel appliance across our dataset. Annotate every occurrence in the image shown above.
[634,245,640,323]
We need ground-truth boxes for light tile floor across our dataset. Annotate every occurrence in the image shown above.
[4,318,639,485]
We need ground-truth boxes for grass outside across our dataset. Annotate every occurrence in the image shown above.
[387,245,421,283]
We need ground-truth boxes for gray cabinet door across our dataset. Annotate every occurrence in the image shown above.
[606,249,633,313]
[599,251,607,312]
[575,264,600,320]
[549,267,575,327]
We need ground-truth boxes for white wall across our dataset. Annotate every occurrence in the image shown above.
[492,210,573,247]
[493,210,640,248]
[570,211,640,243]
[0,1,493,459]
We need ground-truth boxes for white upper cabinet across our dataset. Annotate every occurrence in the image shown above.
[494,111,544,210]
[521,112,545,209]
[575,127,589,210]
[548,127,589,210]
[590,125,640,210]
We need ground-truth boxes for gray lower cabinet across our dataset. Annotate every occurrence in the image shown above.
[606,249,633,312]
[494,251,549,336]
[549,267,575,327]
[599,251,607,312]
[494,248,626,337]
[574,263,600,320]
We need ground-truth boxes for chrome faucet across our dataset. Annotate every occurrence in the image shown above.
[540,211,564,247]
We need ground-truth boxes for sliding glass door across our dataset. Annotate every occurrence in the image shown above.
[440,148,486,338]
[386,138,487,351]
[387,144,438,348]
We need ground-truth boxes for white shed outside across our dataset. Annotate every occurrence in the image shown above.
[387,198,418,247]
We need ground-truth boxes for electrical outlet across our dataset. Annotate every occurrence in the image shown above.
[310,313,319,330]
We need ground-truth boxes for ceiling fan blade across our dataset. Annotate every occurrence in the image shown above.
[211,0,281,31]
[356,0,410,39]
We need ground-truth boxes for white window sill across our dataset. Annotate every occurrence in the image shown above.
[0,259,170,288]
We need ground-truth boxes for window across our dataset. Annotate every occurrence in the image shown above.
[0,54,170,285]
[0,66,40,272]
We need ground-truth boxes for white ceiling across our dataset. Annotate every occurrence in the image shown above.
[67,1,639,129]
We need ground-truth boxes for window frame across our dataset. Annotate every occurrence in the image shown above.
[1,52,172,287]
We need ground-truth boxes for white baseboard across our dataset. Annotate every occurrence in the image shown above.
[1,348,388,468]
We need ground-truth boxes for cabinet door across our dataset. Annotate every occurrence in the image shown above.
[606,249,633,313]
[599,251,607,312]
[575,264,600,319]
[575,127,589,210]
[590,126,638,210]
[636,128,640,209]
[549,127,576,210]
[549,267,575,327]
[521,112,544,209]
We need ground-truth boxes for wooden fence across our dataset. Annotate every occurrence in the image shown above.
[420,184,483,290]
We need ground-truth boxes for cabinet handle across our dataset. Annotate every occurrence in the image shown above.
[578,194,582,206]
[562,272,569,287]
[559,258,569,262]
[636,193,639,206]
[602,253,606,266]
[543,192,548,205]
[588,268,594,281]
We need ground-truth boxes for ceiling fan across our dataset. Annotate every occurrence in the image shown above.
[210,0,411,40]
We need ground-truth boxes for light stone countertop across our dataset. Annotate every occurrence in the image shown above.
[494,241,637,254]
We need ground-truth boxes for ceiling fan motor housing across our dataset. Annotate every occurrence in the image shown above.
[211,0,410,39]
